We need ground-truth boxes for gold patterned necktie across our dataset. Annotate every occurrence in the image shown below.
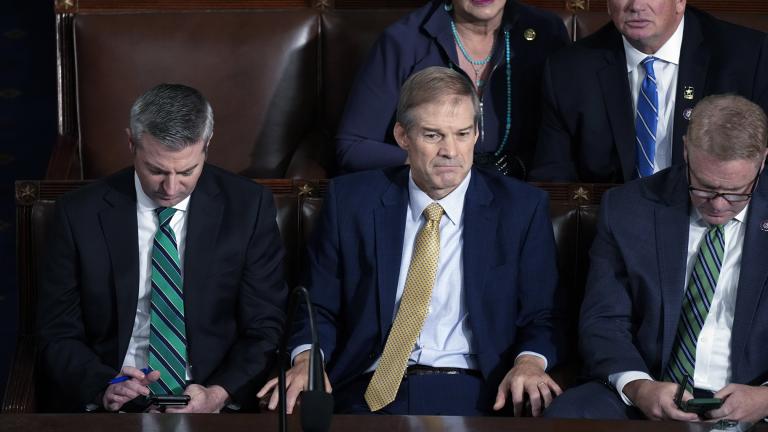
[365,202,444,411]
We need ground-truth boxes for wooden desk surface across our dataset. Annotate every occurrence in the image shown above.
[0,414,763,432]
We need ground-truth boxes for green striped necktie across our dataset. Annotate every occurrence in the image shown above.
[664,224,725,385]
[148,207,188,395]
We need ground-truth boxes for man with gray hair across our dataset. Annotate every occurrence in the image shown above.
[259,66,565,416]
[545,94,768,423]
[38,83,287,412]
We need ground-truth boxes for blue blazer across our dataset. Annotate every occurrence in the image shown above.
[291,166,564,408]
[531,7,768,182]
[580,164,768,386]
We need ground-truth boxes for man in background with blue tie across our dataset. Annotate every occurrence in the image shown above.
[38,84,287,412]
[530,0,768,183]
[545,94,768,423]
[259,66,565,416]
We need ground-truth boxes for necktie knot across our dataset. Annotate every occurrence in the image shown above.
[155,207,177,227]
[423,202,444,223]
[641,56,657,78]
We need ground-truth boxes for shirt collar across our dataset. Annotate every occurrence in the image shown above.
[407,170,471,226]
[134,172,191,213]
[624,16,685,73]
[690,203,749,228]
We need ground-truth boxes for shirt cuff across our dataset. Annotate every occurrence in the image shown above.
[608,371,654,406]
[515,351,548,371]
[290,345,325,366]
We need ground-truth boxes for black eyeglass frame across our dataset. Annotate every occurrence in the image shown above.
[686,163,761,204]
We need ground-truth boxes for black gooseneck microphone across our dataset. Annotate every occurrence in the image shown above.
[277,286,333,432]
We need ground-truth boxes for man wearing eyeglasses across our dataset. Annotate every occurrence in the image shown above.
[545,94,768,423]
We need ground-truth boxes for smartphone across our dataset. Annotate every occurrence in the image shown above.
[679,397,723,414]
[120,394,190,412]
[673,382,723,414]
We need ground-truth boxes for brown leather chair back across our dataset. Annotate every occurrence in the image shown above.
[69,10,320,179]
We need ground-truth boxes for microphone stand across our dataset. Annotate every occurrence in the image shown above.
[277,286,333,432]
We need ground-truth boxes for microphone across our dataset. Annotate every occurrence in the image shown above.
[277,286,333,432]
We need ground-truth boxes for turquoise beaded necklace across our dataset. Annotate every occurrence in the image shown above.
[449,19,512,156]
[495,28,512,157]
[450,20,493,67]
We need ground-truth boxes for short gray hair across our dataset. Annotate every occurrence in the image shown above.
[129,83,214,150]
[686,94,768,162]
[396,66,480,132]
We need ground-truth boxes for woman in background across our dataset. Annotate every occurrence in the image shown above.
[335,0,569,179]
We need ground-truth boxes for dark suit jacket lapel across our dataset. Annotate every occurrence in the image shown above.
[183,166,224,348]
[374,169,408,343]
[99,169,140,365]
[462,170,497,354]
[672,10,709,165]
[652,167,691,372]
[597,29,636,181]
[731,172,768,379]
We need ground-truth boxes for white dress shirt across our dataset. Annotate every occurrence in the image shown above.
[293,170,546,370]
[121,174,192,379]
[623,17,684,174]
[611,205,747,405]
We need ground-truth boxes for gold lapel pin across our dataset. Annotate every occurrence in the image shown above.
[683,86,695,100]
[523,28,536,41]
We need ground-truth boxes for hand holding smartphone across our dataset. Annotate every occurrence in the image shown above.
[120,394,191,413]
[673,380,723,415]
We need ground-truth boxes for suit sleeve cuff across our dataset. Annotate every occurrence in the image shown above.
[516,351,548,371]
[609,371,654,406]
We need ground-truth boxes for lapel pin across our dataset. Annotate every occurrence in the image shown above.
[683,86,695,100]
[683,108,693,120]
[761,220,768,232]
[523,28,536,41]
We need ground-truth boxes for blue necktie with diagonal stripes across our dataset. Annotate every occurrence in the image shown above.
[635,56,659,178]
[664,224,725,385]
[148,207,188,395]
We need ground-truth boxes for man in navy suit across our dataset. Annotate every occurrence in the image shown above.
[38,84,287,412]
[545,94,768,423]
[530,0,768,183]
[259,66,564,416]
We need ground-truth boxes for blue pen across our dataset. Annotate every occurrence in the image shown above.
[108,368,151,385]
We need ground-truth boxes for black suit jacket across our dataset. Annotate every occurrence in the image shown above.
[38,165,287,411]
[531,7,768,183]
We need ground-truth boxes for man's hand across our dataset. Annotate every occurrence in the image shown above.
[707,384,768,423]
[256,351,332,414]
[102,366,161,411]
[493,354,562,416]
[622,379,699,421]
[164,384,229,413]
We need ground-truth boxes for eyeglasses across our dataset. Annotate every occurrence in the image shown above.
[687,163,761,204]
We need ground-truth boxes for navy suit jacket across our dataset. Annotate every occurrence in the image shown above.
[291,166,564,409]
[531,7,768,183]
[580,164,768,386]
[38,165,288,411]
